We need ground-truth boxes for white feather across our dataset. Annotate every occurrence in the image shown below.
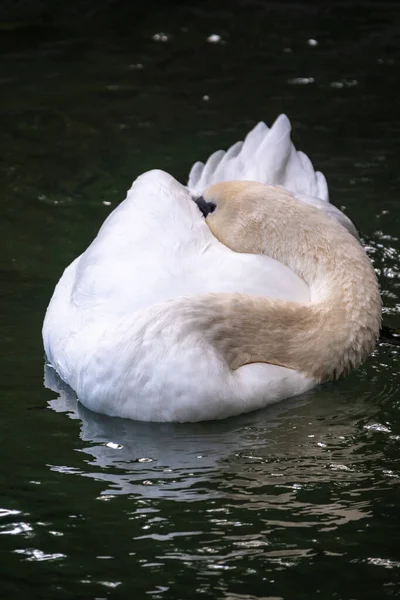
[188,114,333,208]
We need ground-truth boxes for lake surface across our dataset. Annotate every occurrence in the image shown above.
[1,1,399,598]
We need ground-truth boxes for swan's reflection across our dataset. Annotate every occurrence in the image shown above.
[45,364,313,499]
[44,363,383,532]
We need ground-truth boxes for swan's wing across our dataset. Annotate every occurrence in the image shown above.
[188,115,358,238]
[188,115,328,200]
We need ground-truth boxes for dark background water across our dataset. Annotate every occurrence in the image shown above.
[1,1,400,598]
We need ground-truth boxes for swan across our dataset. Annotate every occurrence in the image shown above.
[42,114,381,422]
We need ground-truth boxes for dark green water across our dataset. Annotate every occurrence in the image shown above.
[1,2,400,598]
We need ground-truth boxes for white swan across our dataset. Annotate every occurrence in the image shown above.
[42,115,381,422]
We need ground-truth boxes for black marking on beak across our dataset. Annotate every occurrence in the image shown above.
[194,196,216,218]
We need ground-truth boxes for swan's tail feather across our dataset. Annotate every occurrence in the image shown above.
[188,114,329,202]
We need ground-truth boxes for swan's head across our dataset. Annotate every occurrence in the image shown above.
[195,181,289,254]
[194,180,360,254]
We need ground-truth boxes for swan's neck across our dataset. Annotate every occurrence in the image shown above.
[204,186,382,381]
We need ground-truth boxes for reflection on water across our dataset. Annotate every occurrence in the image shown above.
[45,365,394,520]
[1,1,400,598]
[39,357,400,599]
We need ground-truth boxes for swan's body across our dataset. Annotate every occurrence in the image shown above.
[43,115,381,422]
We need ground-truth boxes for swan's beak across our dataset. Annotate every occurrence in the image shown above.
[194,196,216,218]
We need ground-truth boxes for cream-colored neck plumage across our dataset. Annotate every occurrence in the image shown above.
[199,182,381,381]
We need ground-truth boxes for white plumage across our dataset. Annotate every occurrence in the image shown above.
[43,114,364,422]
[189,115,328,199]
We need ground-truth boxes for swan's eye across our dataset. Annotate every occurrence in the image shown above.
[194,197,216,218]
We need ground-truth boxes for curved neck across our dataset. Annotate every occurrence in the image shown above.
[203,189,382,381]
